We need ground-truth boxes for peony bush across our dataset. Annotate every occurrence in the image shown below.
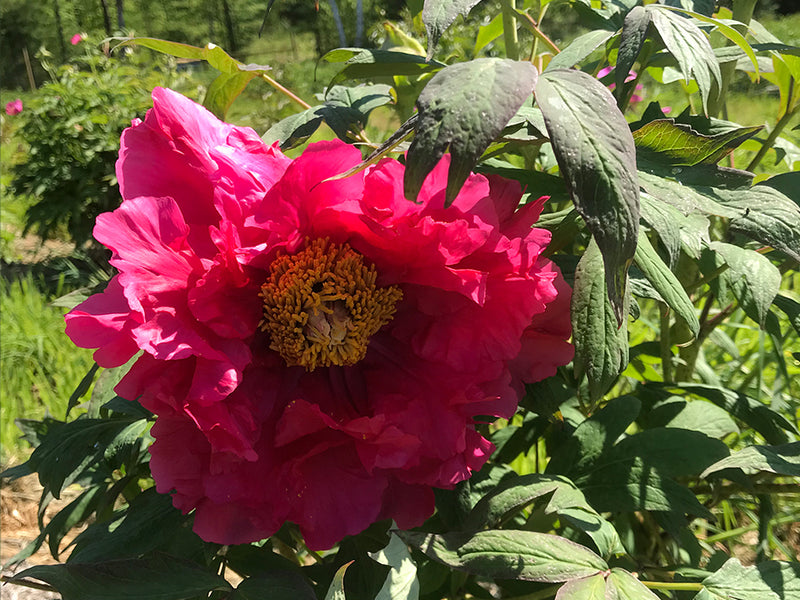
[2,0,799,599]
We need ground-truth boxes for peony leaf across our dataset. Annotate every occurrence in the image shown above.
[537,69,639,325]
[546,29,615,72]
[616,6,651,99]
[608,568,661,600]
[634,230,700,338]
[636,171,742,217]
[554,573,608,600]
[699,558,800,600]
[398,530,608,583]
[369,534,420,600]
[67,489,201,564]
[422,0,484,61]
[647,5,721,114]
[263,84,395,150]
[639,193,710,264]
[321,48,443,87]
[6,554,232,600]
[466,473,624,557]
[772,293,800,337]
[324,562,353,600]
[643,397,739,440]
[640,383,796,445]
[712,184,800,263]
[700,442,800,479]
[113,38,270,119]
[632,119,761,166]
[404,58,538,205]
[705,241,781,329]
[570,238,630,403]
[234,572,317,600]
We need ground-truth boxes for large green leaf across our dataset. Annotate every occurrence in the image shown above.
[546,30,615,71]
[398,530,608,583]
[421,0,484,60]
[642,396,739,440]
[632,119,761,166]
[570,239,630,403]
[404,58,538,205]
[647,5,721,113]
[554,574,607,600]
[465,473,623,557]
[712,185,800,263]
[369,534,420,600]
[609,569,661,599]
[7,555,232,600]
[641,383,796,445]
[115,38,270,119]
[321,48,443,87]
[616,6,652,99]
[263,84,395,150]
[698,558,800,600]
[639,193,710,263]
[637,170,741,218]
[634,230,700,338]
[537,69,639,323]
[706,241,782,329]
[233,572,317,600]
[701,442,800,478]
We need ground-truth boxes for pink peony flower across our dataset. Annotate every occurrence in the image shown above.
[65,88,574,550]
[70,32,87,45]
[5,99,23,115]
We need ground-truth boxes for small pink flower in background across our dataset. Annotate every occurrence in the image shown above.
[70,32,87,45]
[65,88,574,550]
[4,99,23,115]
[598,65,644,105]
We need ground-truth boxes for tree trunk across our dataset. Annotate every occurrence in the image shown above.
[327,0,347,47]
[99,0,112,35]
[221,0,238,53]
[116,0,125,29]
[53,0,67,62]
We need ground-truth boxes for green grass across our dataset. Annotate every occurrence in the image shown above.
[0,274,95,464]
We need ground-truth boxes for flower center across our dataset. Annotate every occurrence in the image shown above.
[260,239,402,371]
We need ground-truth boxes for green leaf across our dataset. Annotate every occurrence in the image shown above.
[639,193,709,264]
[643,397,739,439]
[772,293,800,337]
[263,84,395,150]
[699,558,800,600]
[398,530,608,583]
[641,383,796,445]
[632,119,761,166]
[369,534,420,600]
[7,554,232,600]
[712,185,800,264]
[637,170,741,218]
[554,574,607,600]
[616,6,651,98]
[404,58,538,205]
[233,572,317,600]
[647,6,721,113]
[422,0,484,60]
[634,230,700,337]
[68,489,201,564]
[474,13,504,55]
[608,568,661,599]
[570,239,630,403]
[28,415,148,499]
[465,473,623,556]
[537,69,639,324]
[321,48,443,87]
[701,442,800,478]
[66,363,99,417]
[115,38,270,119]
[324,562,352,600]
[707,241,781,328]
[546,30,615,71]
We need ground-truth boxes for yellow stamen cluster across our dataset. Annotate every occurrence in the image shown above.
[260,239,402,371]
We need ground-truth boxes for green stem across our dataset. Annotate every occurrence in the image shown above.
[501,0,520,61]
[643,581,704,591]
[705,513,800,544]
[709,0,758,117]
[660,309,673,382]
[513,11,560,55]
[261,73,311,109]
[746,91,799,172]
